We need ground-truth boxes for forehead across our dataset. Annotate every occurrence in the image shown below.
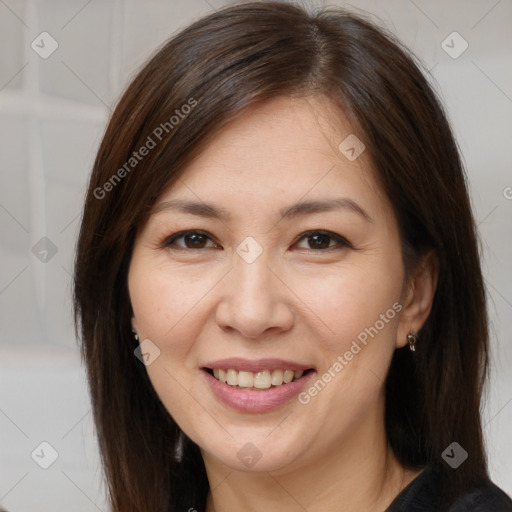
[154,95,386,221]
[190,95,357,173]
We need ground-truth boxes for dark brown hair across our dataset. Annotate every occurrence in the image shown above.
[73,2,489,510]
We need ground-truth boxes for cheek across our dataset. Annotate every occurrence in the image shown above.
[129,258,215,352]
[289,260,403,440]
[129,275,193,399]
[128,257,214,432]
[290,257,403,357]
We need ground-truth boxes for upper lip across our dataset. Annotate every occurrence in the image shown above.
[202,358,314,373]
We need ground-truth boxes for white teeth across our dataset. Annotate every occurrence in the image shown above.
[211,368,307,389]
[226,369,238,386]
[283,370,294,383]
[254,370,271,389]
[238,371,254,388]
[271,369,284,386]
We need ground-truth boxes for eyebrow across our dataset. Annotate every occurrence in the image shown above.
[151,197,372,223]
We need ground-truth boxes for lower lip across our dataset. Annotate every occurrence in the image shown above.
[201,369,315,413]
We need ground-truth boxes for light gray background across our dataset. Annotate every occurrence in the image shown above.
[0,0,511,510]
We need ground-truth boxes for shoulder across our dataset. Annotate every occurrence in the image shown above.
[447,480,512,512]
[386,466,512,512]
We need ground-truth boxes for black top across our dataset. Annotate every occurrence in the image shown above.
[386,466,512,512]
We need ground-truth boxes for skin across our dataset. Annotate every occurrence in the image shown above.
[128,95,438,511]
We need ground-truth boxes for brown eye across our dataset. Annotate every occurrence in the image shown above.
[294,230,352,251]
[182,233,208,248]
[162,230,220,250]
[307,233,331,249]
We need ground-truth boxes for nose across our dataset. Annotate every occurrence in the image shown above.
[214,248,294,339]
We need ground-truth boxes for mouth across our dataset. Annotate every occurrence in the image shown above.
[200,360,316,413]
[203,367,314,390]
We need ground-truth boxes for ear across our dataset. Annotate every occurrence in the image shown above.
[131,315,139,335]
[396,249,439,349]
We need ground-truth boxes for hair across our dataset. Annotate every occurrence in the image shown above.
[73,2,490,511]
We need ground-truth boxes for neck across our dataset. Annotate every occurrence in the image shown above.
[203,402,422,512]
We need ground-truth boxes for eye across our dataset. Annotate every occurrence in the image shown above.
[160,229,352,252]
[161,230,220,250]
[293,230,352,251]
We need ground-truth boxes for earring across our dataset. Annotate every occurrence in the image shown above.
[175,429,185,463]
[407,330,417,352]
[132,330,139,341]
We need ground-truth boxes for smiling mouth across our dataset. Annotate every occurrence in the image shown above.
[203,368,314,390]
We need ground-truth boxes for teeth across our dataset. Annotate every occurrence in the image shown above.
[271,369,284,386]
[238,371,254,388]
[254,370,271,389]
[226,369,238,386]
[283,370,294,383]
[211,368,306,389]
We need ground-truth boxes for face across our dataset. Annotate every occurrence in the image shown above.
[128,95,410,475]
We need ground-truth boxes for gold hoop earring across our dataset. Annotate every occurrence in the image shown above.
[407,330,417,352]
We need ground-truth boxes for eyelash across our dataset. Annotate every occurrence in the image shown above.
[160,229,353,252]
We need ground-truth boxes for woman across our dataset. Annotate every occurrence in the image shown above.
[73,2,512,511]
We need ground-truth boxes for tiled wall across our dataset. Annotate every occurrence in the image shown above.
[1,0,511,510]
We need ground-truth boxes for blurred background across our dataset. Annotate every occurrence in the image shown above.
[0,0,511,510]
